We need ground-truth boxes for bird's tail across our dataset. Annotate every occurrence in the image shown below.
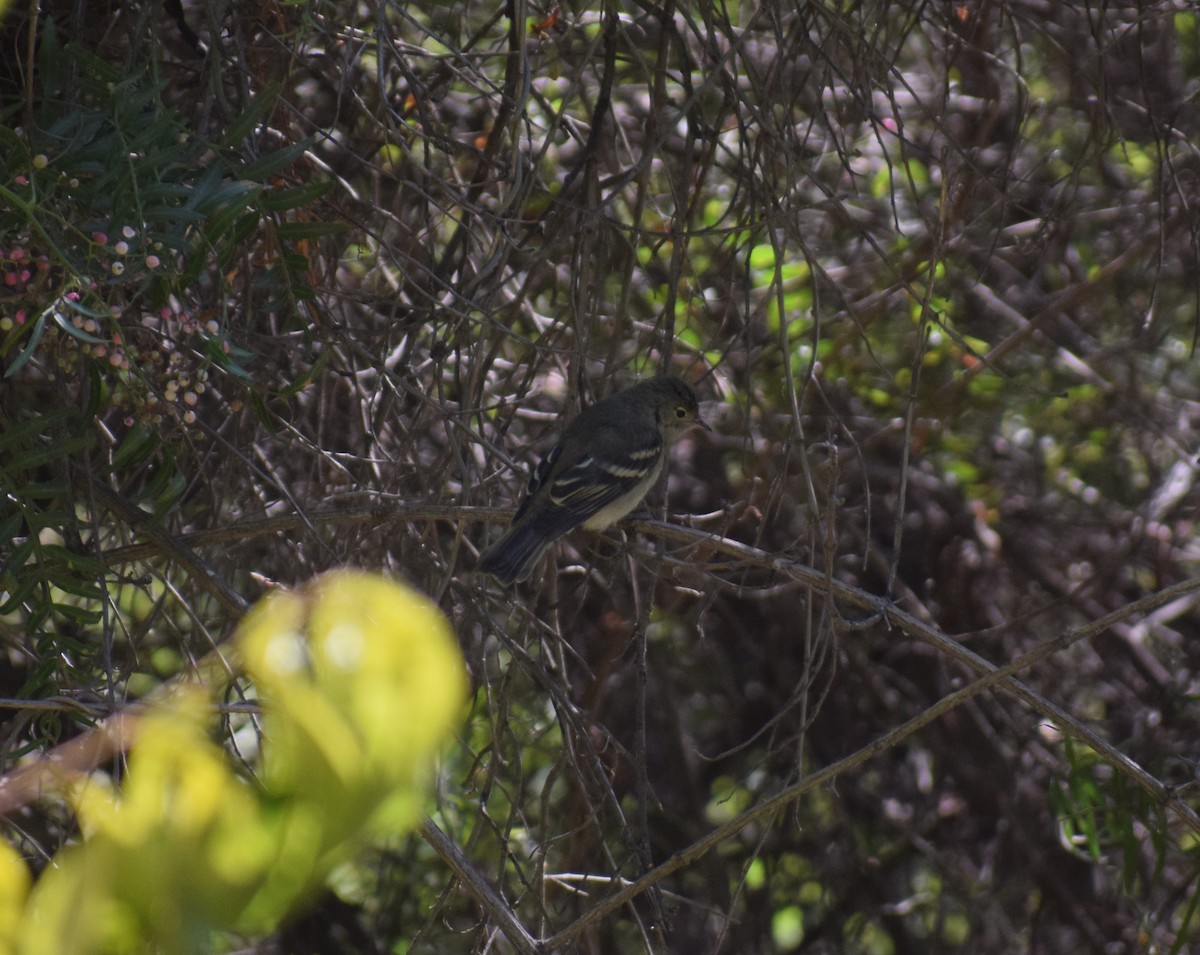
[478,523,551,584]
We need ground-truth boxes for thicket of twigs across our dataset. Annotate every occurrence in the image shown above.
[3,1,1200,951]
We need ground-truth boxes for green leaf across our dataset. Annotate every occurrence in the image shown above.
[37,17,65,95]
[220,83,285,148]
[137,460,180,507]
[238,140,312,182]
[3,314,48,378]
[274,220,348,241]
[63,42,123,84]
[0,559,43,615]
[260,180,333,212]
[150,471,187,519]
[111,424,161,471]
[38,544,108,579]
[144,206,206,225]
[0,535,35,577]
[138,182,192,205]
[57,296,116,320]
[203,337,253,380]
[4,433,94,475]
[81,363,104,423]
[0,408,74,453]
[50,603,103,625]
[248,391,279,433]
[51,311,107,345]
[203,189,263,245]
[0,125,25,164]
[0,509,24,542]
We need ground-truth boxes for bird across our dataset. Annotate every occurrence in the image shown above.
[479,375,710,584]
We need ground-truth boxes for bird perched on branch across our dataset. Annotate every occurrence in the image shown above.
[479,375,710,584]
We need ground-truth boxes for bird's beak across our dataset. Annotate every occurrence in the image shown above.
[695,418,713,433]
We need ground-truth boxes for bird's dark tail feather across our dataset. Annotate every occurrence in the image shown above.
[478,524,550,584]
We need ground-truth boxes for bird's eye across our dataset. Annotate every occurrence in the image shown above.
[675,406,688,419]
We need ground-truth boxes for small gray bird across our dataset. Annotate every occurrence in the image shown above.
[479,375,710,584]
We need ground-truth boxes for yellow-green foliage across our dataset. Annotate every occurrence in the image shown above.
[5,571,467,954]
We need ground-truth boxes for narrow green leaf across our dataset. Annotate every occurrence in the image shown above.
[111,424,161,471]
[150,471,188,519]
[0,563,43,615]
[4,314,48,378]
[138,182,191,205]
[52,311,108,344]
[37,18,64,94]
[274,220,348,241]
[220,83,285,148]
[39,544,109,578]
[82,362,104,422]
[0,509,23,541]
[51,603,103,624]
[205,192,262,246]
[58,296,116,320]
[193,178,260,216]
[0,408,74,452]
[1,538,35,580]
[5,433,95,474]
[0,126,25,162]
[239,140,311,182]
[145,206,206,225]
[260,180,333,212]
[63,42,123,84]
[248,391,279,434]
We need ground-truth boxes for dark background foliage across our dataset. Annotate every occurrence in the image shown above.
[2,0,1200,951]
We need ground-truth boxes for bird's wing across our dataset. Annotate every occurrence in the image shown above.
[515,423,663,529]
